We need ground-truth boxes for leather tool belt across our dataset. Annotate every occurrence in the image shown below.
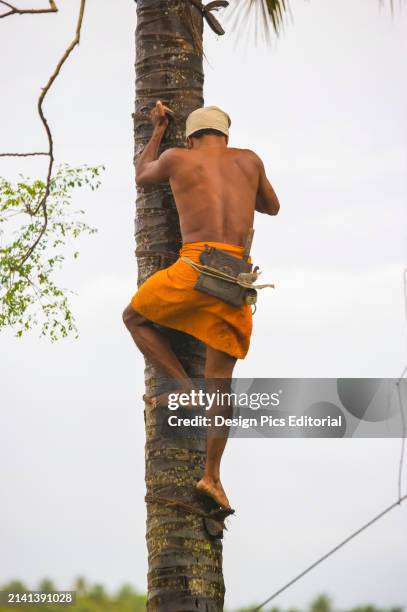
[180,230,274,308]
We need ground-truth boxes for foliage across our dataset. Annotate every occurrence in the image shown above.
[310,594,332,612]
[0,164,103,341]
[224,0,288,45]
[0,581,403,612]
[349,608,404,612]
[0,579,146,612]
[37,579,56,594]
[232,594,404,612]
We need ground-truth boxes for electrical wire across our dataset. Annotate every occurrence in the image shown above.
[253,267,407,611]
[253,493,407,611]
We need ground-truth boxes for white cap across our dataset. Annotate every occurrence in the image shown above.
[185,106,231,138]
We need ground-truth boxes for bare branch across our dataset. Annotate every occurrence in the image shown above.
[0,1,87,265]
[0,152,48,157]
[0,0,57,19]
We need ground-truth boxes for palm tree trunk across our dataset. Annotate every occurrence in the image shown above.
[134,1,225,610]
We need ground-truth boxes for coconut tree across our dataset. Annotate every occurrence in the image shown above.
[134,1,285,610]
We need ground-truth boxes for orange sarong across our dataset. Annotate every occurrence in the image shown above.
[130,241,253,359]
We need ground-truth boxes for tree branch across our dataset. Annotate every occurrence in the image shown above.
[0,0,87,265]
[0,0,58,19]
[0,152,48,157]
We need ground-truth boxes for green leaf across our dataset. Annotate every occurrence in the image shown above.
[0,162,104,341]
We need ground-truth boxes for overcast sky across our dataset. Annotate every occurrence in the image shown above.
[1,0,407,609]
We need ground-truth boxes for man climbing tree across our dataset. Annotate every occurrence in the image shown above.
[131,4,287,608]
[123,100,280,510]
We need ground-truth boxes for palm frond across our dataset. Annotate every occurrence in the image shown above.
[221,0,290,46]
[208,0,401,46]
[264,0,288,34]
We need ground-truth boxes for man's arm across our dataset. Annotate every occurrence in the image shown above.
[136,101,175,186]
[253,154,280,216]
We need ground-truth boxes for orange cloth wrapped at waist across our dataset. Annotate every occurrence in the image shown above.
[130,241,253,359]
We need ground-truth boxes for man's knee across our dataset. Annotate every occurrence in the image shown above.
[122,304,142,329]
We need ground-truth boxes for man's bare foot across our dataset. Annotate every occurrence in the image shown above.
[196,477,231,509]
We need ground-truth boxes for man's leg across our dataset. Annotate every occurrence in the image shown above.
[196,346,237,509]
[122,304,191,398]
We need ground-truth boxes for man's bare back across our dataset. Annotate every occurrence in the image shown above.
[135,102,280,245]
[124,102,280,510]
[165,146,261,245]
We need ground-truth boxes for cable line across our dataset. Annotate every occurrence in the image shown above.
[253,492,407,611]
[253,268,407,611]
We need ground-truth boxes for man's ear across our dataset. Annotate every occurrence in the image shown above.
[186,136,192,149]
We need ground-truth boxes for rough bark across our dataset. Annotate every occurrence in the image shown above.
[134,1,225,610]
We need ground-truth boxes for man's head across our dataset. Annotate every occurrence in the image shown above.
[186,106,231,148]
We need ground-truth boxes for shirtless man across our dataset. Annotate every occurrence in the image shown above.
[123,101,279,509]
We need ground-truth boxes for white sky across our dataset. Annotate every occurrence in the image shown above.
[1,0,407,609]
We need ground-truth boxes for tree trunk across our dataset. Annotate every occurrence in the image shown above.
[134,1,225,610]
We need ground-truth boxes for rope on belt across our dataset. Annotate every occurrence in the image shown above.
[180,256,275,290]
